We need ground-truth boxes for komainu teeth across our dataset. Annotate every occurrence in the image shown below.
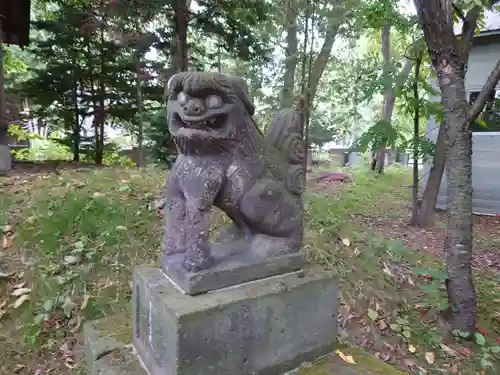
[208,118,216,124]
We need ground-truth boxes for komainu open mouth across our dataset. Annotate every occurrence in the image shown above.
[174,113,227,132]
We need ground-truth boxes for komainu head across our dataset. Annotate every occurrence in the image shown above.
[165,71,259,155]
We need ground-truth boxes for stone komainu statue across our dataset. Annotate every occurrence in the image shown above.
[163,71,305,272]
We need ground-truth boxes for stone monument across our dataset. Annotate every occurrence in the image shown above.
[84,71,339,375]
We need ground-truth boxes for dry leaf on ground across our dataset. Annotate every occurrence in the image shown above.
[13,294,30,309]
[11,288,31,296]
[335,350,356,364]
[425,352,435,364]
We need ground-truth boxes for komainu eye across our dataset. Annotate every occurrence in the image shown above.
[177,92,188,105]
[206,95,222,109]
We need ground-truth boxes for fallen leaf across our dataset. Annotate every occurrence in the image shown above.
[63,255,81,265]
[115,225,128,231]
[62,296,77,317]
[13,294,30,309]
[403,358,416,368]
[406,275,416,286]
[342,238,351,247]
[367,309,378,321]
[408,344,417,353]
[456,347,473,357]
[440,343,457,357]
[425,352,435,364]
[377,319,388,330]
[13,281,27,289]
[11,288,31,296]
[335,350,356,364]
[14,364,26,374]
[80,294,90,310]
[2,225,13,234]
[1,232,15,249]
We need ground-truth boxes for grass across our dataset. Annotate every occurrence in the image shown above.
[0,164,499,374]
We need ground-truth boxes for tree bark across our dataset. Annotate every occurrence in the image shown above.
[441,67,476,333]
[411,54,422,224]
[173,0,189,72]
[417,119,446,227]
[414,0,476,333]
[280,0,298,109]
[374,24,392,173]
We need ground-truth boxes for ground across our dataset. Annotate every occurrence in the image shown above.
[0,162,499,375]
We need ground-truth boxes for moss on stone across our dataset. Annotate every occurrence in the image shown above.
[298,346,406,375]
[90,310,133,345]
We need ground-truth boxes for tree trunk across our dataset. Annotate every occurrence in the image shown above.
[135,55,143,167]
[411,54,422,224]
[0,41,12,172]
[173,0,189,72]
[95,3,106,165]
[440,67,476,333]
[71,75,80,163]
[374,24,391,173]
[417,119,446,226]
[280,0,298,109]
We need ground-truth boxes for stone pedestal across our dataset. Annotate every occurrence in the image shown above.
[0,144,11,173]
[132,264,338,375]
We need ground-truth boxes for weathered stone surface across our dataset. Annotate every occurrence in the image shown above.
[83,314,147,375]
[162,71,306,276]
[0,145,11,173]
[163,244,306,295]
[133,264,338,375]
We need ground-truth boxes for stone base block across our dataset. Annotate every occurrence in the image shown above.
[83,313,147,375]
[162,245,306,295]
[133,265,339,375]
[0,145,12,173]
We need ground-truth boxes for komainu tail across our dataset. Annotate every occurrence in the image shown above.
[266,109,305,195]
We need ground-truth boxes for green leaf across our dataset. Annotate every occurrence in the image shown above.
[367,309,378,321]
[34,312,48,324]
[402,329,411,338]
[118,185,132,192]
[489,345,500,354]
[475,332,486,346]
[43,299,54,312]
[480,357,494,369]
[475,118,488,128]
[390,323,401,332]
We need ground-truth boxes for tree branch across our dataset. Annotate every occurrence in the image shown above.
[459,6,481,60]
[452,3,466,22]
[468,58,500,122]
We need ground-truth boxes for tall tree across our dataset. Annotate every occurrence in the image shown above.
[413,0,500,333]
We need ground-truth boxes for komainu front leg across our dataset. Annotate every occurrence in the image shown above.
[163,177,186,257]
[183,203,214,271]
[181,164,224,272]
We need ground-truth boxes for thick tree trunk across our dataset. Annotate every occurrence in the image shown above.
[440,67,476,333]
[173,0,189,72]
[417,119,446,226]
[280,0,298,109]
